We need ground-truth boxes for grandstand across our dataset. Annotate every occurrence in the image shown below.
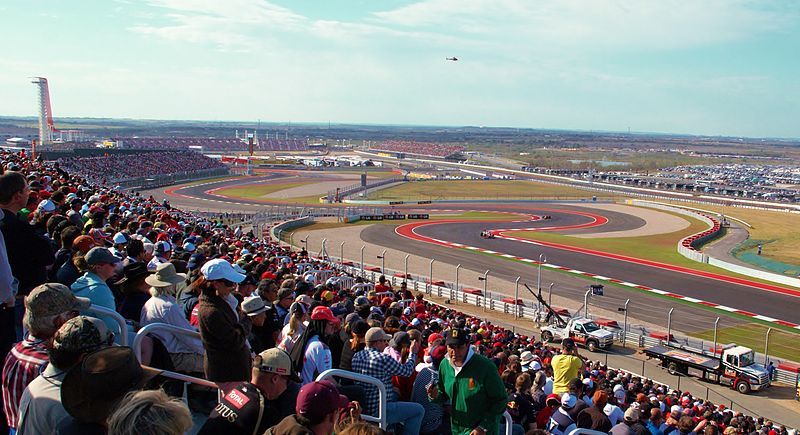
[369,140,465,159]
[113,136,309,152]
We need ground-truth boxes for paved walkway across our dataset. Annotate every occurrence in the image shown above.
[702,223,757,268]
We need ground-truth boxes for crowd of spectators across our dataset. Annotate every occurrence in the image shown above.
[57,151,225,182]
[369,141,465,159]
[113,137,310,152]
[0,148,792,435]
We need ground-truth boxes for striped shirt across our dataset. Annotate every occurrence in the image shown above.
[2,336,49,429]
[351,346,416,416]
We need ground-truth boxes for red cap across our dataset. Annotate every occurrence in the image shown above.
[546,394,560,405]
[296,381,349,421]
[427,333,443,344]
[311,306,340,324]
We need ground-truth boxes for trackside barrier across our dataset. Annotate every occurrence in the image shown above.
[315,369,387,429]
[87,305,129,346]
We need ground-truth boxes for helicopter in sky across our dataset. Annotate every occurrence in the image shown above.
[446,57,458,61]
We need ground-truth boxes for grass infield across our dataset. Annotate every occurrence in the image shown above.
[368,179,620,201]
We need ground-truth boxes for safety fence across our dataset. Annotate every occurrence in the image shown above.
[325,176,405,203]
[118,167,230,190]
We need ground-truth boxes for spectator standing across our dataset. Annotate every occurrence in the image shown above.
[0,208,16,435]
[70,247,123,335]
[2,283,87,431]
[577,389,612,432]
[275,286,294,324]
[352,327,423,435]
[0,172,55,335]
[196,259,251,392]
[107,389,193,435]
[551,338,584,395]
[548,393,578,435]
[16,316,114,435]
[427,328,508,435]
[253,279,282,350]
[290,306,339,385]
[198,348,300,435]
[411,344,447,435]
[140,262,204,373]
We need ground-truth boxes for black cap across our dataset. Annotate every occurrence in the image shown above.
[445,328,470,346]
[562,337,576,349]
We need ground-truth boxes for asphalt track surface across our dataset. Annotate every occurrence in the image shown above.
[153,176,800,330]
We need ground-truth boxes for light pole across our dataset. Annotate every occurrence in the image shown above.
[548,282,555,307]
[514,276,521,319]
[377,249,386,274]
[404,254,410,281]
[712,317,720,355]
[428,259,435,294]
[667,307,674,343]
[537,254,547,291]
[360,245,365,277]
[618,299,630,348]
[478,270,489,311]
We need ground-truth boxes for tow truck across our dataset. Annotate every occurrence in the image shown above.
[524,284,614,352]
[642,343,770,394]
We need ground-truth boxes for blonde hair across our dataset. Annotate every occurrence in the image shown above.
[108,389,192,435]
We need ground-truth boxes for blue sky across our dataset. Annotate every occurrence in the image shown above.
[1,0,798,138]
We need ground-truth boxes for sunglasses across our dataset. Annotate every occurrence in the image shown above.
[219,279,236,287]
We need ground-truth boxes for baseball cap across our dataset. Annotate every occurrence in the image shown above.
[112,232,129,245]
[445,328,469,346]
[154,241,172,255]
[200,258,245,283]
[296,380,349,422]
[25,283,91,320]
[85,247,120,265]
[624,407,640,422]
[73,235,96,253]
[310,306,340,324]
[365,327,392,343]
[561,393,577,408]
[546,394,560,406]
[254,348,300,382]
[242,296,268,317]
[53,316,115,354]
[561,337,576,349]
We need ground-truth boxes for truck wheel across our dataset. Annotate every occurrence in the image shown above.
[667,362,681,375]
[541,331,553,343]
[587,340,598,352]
[736,381,751,394]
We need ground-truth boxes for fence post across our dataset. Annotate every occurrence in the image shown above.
[404,254,410,281]
[340,241,345,267]
[667,307,674,343]
[764,328,772,365]
[360,245,365,278]
[713,317,720,354]
[514,276,521,319]
[428,259,435,295]
[584,289,591,318]
[479,270,490,312]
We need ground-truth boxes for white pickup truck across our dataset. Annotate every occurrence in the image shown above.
[541,318,615,352]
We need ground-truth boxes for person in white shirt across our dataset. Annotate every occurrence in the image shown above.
[140,262,204,373]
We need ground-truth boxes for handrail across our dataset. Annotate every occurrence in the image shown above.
[131,322,219,390]
[86,305,128,346]
[132,322,201,362]
[567,429,611,435]
[315,369,387,429]
[503,410,513,435]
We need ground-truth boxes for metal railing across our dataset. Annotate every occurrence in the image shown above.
[87,305,129,346]
[315,369,388,429]
[132,323,216,386]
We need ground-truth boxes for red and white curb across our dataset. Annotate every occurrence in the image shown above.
[395,221,800,331]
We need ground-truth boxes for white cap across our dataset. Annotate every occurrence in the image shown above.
[201,259,246,283]
[37,199,56,212]
[112,232,128,244]
[182,242,196,252]
[670,405,683,415]
[560,393,576,408]
[582,378,594,389]
[531,361,542,371]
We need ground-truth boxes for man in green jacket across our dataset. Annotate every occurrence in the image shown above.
[428,328,508,435]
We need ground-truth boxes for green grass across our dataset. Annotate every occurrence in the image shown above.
[693,323,799,362]
[368,180,619,201]
[213,182,308,199]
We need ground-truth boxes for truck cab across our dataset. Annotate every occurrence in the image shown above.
[721,346,770,393]
[541,318,614,352]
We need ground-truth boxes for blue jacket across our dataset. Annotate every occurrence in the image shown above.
[71,272,119,334]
